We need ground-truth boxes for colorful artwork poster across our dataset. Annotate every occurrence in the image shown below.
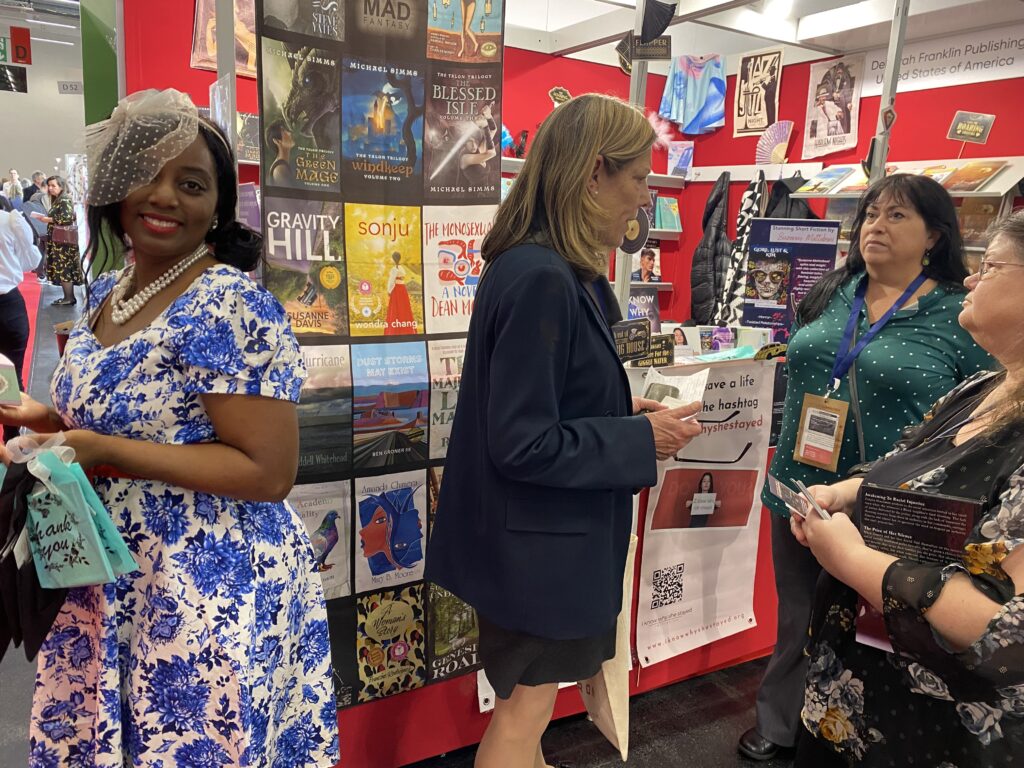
[428,339,466,460]
[325,596,359,708]
[297,345,352,483]
[424,65,501,202]
[354,471,427,593]
[733,49,783,137]
[263,0,345,43]
[346,0,428,57]
[289,481,352,600]
[260,37,342,194]
[422,205,495,333]
[427,0,504,63]
[341,57,424,204]
[356,584,427,702]
[350,342,429,470]
[344,203,424,336]
[192,0,257,79]
[427,583,480,682]
[802,55,864,160]
[263,195,348,338]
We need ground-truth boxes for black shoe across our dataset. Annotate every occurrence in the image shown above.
[738,728,780,761]
[51,298,77,306]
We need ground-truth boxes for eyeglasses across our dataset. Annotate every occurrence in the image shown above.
[978,258,1024,280]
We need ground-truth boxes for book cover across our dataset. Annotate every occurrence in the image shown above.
[341,57,424,204]
[289,481,352,600]
[263,0,345,42]
[830,167,869,195]
[350,342,429,470]
[260,38,341,194]
[917,163,956,184]
[427,465,443,535]
[427,583,481,682]
[943,160,1008,193]
[825,198,858,241]
[628,286,660,333]
[326,596,359,708]
[655,196,681,231]
[667,141,694,177]
[356,584,427,702]
[427,0,503,63]
[424,65,502,202]
[499,176,514,201]
[428,339,466,460]
[641,190,658,227]
[354,471,427,593]
[297,345,352,483]
[959,198,1000,248]
[263,195,348,338]
[346,0,428,57]
[192,0,257,78]
[344,203,424,336]
[422,205,496,333]
[631,241,662,284]
[796,166,855,195]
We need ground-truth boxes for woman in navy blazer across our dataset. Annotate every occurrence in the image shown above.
[425,94,702,768]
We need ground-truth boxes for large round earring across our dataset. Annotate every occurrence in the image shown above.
[922,248,931,267]
[209,215,219,232]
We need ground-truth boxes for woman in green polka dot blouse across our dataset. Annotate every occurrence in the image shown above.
[739,174,992,761]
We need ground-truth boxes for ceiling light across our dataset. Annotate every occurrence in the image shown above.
[31,37,75,46]
[28,19,78,30]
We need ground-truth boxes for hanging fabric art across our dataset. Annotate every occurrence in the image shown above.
[659,54,726,135]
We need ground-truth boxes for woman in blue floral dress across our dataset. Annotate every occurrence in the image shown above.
[0,90,339,768]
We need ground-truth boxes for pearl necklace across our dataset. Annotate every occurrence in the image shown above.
[110,245,208,326]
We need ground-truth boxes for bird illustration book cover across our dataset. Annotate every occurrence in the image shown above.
[424,65,501,203]
[428,339,465,460]
[356,584,427,702]
[350,342,429,470]
[354,471,427,593]
[344,203,424,336]
[341,56,424,204]
[427,583,480,682]
[289,481,352,601]
[422,205,495,334]
[427,0,504,63]
[263,194,348,338]
[297,345,353,483]
[262,0,345,43]
[260,37,341,194]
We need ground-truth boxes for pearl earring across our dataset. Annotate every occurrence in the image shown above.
[210,215,219,231]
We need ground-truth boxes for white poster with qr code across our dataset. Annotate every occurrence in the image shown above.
[636,360,775,665]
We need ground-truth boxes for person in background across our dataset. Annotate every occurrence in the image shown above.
[0,88,339,767]
[33,175,83,305]
[738,174,992,761]
[2,169,22,202]
[791,211,1024,766]
[427,93,703,768]
[22,171,45,202]
[0,195,39,443]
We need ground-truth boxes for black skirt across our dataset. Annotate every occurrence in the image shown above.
[478,615,617,701]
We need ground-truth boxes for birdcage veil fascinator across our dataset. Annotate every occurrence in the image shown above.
[85,89,202,206]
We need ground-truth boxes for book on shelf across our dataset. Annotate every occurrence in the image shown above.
[667,141,694,178]
[958,198,1000,248]
[942,160,1008,193]
[825,198,859,241]
[631,239,662,283]
[641,190,658,227]
[655,196,681,231]
[796,166,855,195]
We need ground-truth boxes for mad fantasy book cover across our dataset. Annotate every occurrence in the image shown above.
[262,195,348,338]
[356,584,427,702]
[350,342,429,470]
[346,0,427,57]
[427,338,465,460]
[297,345,353,483]
[421,205,495,334]
[289,480,352,600]
[354,470,427,594]
[260,37,341,194]
[427,0,504,63]
[344,203,423,336]
[341,57,424,204]
[262,0,345,43]
[424,65,501,203]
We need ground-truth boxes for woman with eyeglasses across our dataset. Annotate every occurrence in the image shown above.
[739,174,992,761]
[788,210,1024,766]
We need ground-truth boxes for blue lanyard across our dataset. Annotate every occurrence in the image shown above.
[828,272,927,395]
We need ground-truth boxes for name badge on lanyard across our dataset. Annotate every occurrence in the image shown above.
[793,272,927,472]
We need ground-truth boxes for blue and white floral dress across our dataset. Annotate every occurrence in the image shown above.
[29,264,339,768]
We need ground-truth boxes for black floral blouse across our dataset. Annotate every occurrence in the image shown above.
[799,371,1024,767]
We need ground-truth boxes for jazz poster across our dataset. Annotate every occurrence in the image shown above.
[733,48,783,137]
[354,470,427,594]
[422,205,496,334]
[635,360,774,665]
[802,55,865,159]
[740,218,841,342]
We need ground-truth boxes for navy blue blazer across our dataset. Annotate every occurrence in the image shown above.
[425,244,657,640]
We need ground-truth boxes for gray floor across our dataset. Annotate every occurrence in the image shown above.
[1,284,793,768]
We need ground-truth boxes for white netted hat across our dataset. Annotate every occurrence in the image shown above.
[85,88,200,206]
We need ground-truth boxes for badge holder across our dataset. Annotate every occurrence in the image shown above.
[793,379,849,473]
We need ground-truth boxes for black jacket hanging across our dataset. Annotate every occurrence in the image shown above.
[690,171,731,324]
[764,175,819,220]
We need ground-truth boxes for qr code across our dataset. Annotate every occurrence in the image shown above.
[651,563,685,609]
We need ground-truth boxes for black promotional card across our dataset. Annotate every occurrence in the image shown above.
[263,0,346,43]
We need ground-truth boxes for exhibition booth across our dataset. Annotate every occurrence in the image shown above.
[95,1,1024,765]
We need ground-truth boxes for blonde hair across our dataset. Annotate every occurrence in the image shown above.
[482,93,655,280]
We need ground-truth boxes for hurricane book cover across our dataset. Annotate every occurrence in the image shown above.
[297,345,353,483]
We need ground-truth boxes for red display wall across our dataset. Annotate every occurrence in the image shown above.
[120,4,1024,765]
